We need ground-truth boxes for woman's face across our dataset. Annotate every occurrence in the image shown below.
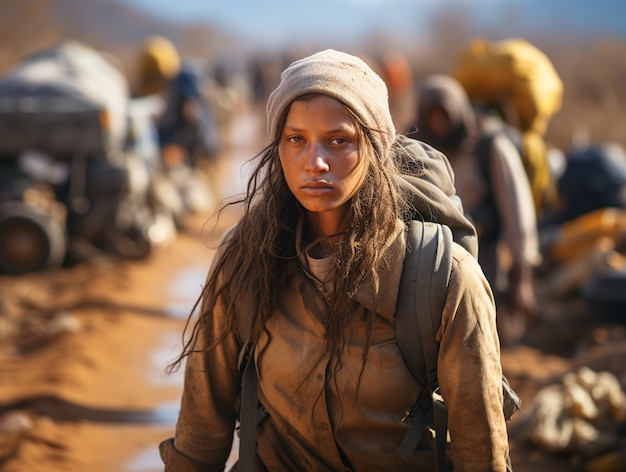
[279,95,367,232]
[424,105,451,140]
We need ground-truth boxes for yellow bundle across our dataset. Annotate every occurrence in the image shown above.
[521,129,557,213]
[454,38,563,135]
[550,208,626,265]
[136,36,181,97]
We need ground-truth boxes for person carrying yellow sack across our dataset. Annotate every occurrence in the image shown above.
[454,37,564,219]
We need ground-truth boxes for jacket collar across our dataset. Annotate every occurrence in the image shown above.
[295,217,407,322]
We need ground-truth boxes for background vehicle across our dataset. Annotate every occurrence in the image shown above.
[0,41,176,274]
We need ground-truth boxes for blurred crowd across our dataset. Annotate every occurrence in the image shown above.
[1,34,625,335]
[0,34,625,468]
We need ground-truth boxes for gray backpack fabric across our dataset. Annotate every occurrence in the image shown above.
[394,134,479,259]
[395,220,521,471]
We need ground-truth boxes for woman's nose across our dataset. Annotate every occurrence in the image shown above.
[304,143,330,173]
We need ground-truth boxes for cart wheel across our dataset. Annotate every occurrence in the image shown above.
[0,204,66,274]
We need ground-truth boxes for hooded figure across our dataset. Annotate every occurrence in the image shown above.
[414,74,540,342]
[556,143,626,224]
[157,65,222,165]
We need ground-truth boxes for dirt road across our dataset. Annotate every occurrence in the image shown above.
[0,208,229,471]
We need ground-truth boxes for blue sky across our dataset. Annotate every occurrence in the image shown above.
[120,0,625,48]
[119,0,489,47]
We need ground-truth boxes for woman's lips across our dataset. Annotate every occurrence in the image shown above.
[301,181,333,195]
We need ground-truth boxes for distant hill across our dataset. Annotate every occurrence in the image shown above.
[0,0,242,78]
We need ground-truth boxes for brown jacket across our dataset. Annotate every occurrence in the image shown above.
[160,221,510,471]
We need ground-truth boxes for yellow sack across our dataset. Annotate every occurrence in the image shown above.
[454,38,563,135]
[136,36,181,97]
[521,129,557,214]
[550,208,626,264]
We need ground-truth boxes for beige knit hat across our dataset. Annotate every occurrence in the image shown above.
[266,49,396,160]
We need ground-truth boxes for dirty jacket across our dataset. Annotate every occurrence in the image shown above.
[160,220,510,471]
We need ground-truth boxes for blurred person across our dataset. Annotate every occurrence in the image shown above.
[160,49,511,471]
[377,50,415,133]
[413,74,540,344]
[134,37,223,220]
[247,53,285,107]
[539,143,626,296]
[454,38,564,220]
[135,36,222,167]
[157,64,222,167]
[549,143,626,226]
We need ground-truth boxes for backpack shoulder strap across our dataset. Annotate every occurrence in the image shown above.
[238,344,258,472]
[396,220,453,389]
[395,220,453,467]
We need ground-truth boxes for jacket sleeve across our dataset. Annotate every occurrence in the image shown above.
[159,437,225,472]
[437,244,510,472]
[161,269,243,471]
[488,133,541,268]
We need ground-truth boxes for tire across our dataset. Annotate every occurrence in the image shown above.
[0,203,67,274]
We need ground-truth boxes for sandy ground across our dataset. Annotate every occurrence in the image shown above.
[0,209,224,472]
[6,206,626,472]
[1,113,626,471]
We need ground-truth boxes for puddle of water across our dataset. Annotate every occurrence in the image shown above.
[126,110,260,472]
[165,266,206,319]
[122,273,194,470]
[125,434,239,472]
[124,332,236,471]
[143,399,180,425]
[149,331,184,388]
[125,446,163,472]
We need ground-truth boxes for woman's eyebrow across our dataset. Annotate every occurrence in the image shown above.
[283,125,354,134]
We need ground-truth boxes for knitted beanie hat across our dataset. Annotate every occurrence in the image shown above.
[266,49,396,160]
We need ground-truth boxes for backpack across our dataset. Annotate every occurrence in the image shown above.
[395,220,521,471]
[394,134,479,258]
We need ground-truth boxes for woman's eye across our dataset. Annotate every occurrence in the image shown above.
[286,135,304,144]
[330,136,350,145]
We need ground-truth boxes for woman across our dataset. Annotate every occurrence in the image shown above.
[160,49,509,471]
